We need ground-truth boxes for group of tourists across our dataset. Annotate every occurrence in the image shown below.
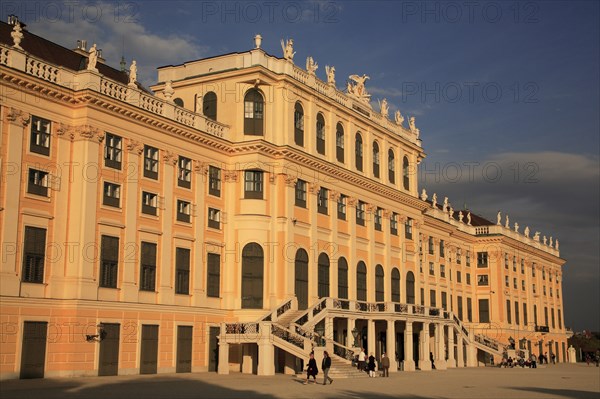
[355,348,391,377]
[500,352,556,368]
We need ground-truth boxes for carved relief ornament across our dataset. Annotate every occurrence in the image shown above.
[7,108,30,126]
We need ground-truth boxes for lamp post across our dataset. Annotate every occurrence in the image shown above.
[351,327,359,347]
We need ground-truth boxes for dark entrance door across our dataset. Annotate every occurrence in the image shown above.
[413,332,419,368]
[98,323,120,376]
[208,327,220,372]
[140,325,158,374]
[176,326,192,373]
[295,249,309,310]
[241,243,264,309]
[20,321,47,379]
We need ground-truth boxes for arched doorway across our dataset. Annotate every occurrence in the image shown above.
[295,249,309,310]
[241,243,264,309]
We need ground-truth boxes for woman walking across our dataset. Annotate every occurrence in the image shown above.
[322,351,333,385]
[304,352,318,384]
[368,352,376,377]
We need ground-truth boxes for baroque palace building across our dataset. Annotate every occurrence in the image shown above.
[0,19,569,379]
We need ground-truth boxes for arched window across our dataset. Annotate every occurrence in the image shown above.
[375,264,384,301]
[372,141,380,178]
[244,89,264,136]
[203,91,217,121]
[294,102,304,146]
[388,149,395,184]
[173,98,184,107]
[356,261,367,301]
[338,257,348,299]
[316,113,325,155]
[318,253,330,298]
[336,123,344,163]
[403,156,410,190]
[355,133,363,172]
[406,271,415,304]
[241,243,264,309]
[391,268,400,302]
[295,249,309,310]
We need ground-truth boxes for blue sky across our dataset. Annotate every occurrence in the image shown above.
[5,0,599,331]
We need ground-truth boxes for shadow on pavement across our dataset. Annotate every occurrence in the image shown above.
[509,387,599,399]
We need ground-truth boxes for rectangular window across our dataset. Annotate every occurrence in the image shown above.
[467,297,473,322]
[337,194,347,220]
[533,283,537,294]
[374,207,382,231]
[513,256,517,272]
[457,248,462,264]
[143,145,159,179]
[477,274,489,286]
[543,286,547,296]
[466,250,471,267]
[550,287,553,297]
[140,242,156,291]
[177,199,191,223]
[457,271,462,283]
[440,240,445,257]
[404,218,413,239]
[420,288,425,306]
[521,280,525,291]
[440,264,446,278]
[441,292,447,310]
[506,300,512,324]
[208,166,221,197]
[295,179,307,208]
[515,301,520,325]
[505,253,509,269]
[521,259,525,274]
[429,290,436,307]
[558,309,562,329]
[244,170,263,199]
[466,273,471,285]
[22,226,46,283]
[142,191,158,216]
[544,306,549,326]
[551,309,555,328]
[429,262,434,276]
[208,208,220,229]
[207,253,221,298]
[100,235,119,288]
[542,269,546,280]
[317,187,328,215]
[477,252,488,267]
[30,116,51,155]
[356,201,365,226]
[104,133,122,169]
[505,275,509,287]
[523,303,528,325]
[428,236,434,255]
[175,248,190,295]
[390,213,398,235]
[27,169,49,197]
[478,299,490,323]
[178,156,192,188]
[103,182,121,208]
[532,263,536,277]
[457,296,464,320]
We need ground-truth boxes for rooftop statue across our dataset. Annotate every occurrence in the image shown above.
[555,239,559,250]
[409,116,420,138]
[514,222,519,233]
[254,34,262,49]
[549,236,553,247]
[420,189,428,201]
[11,21,23,49]
[306,56,318,75]
[128,60,137,86]
[543,235,547,245]
[449,206,454,219]
[524,226,530,238]
[347,74,371,103]
[442,197,449,213]
[505,214,510,229]
[533,231,540,241]
[325,65,335,85]
[432,193,437,209]
[394,110,405,126]
[458,211,464,223]
[195,94,203,113]
[164,80,174,101]
[281,38,295,61]
[497,211,502,225]
[467,212,472,226]
[87,43,98,71]
[378,98,389,118]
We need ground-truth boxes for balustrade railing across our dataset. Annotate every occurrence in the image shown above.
[26,58,59,83]
[271,324,305,349]
[276,299,293,318]
[225,322,259,335]
[475,334,499,351]
[332,341,356,361]
[0,47,8,66]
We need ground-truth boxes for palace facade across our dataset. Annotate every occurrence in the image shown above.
[0,19,568,379]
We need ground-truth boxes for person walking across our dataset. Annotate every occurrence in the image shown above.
[304,352,318,384]
[322,351,333,385]
[368,352,376,377]
[358,348,366,372]
[381,352,390,377]
[530,353,537,368]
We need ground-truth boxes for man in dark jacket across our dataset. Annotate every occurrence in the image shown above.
[381,352,390,377]
[322,351,333,385]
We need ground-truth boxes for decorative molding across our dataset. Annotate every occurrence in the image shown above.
[347,197,357,207]
[329,190,340,201]
[7,107,30,126]
[126,138,144,154]
[56,123,75,141]
[308,183,320,194]
[193,160,209,175]
[77,124,101,141]
[162,151,177,165]
[382,209,391,218]
[284,174,298,187]
[224,170,238,182]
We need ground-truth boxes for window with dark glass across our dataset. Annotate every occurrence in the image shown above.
[356,261,367,301]
[203,91,217,121]
[175,248,190,295]
[355,133,363,172]
[102,182,121,208]
[209,166,221,197]
[430,289,437,307]
[294,102,304,146]
[141,191,158,216]
[317,187,328,215]
[506,300,512,324]
[534,304,538,325]
[402,156,410,190]
[505,275,509,287]
[440,264,446,278]
[441,291,447,310]
[177,199,191,223]
[406,271,415,304]
[143,145,159,179]
[22,226,46,284]
[403,217,412,239]
[513,277,517,289]
[457,248,462,264]
[295,179,307,208]
[140,242,156,291]
[390,212,398,235]
[523,303,528,325]
[513,256,517,272]
[208,208,220,229]
[372,141,380,178]
[174,98,184,107]
[336,123,344,163]
[457,271,462,283]
[207,253,221,298]
[316,113,325,155]
[178,156,192,188]
[521,259,525,274]
[440,240,445,257]
[429,262,434,276]
[374,207,382,231]
[337,194,347,220]
[466,273,471,285]
[244,89,264,135]
[515,301,520,325]
[467,297,473,322]
[104,133,122,169]
[477,274,489,286]
[457,296,464,320]
[27,169,49,197]
[391,268,400,302]
[317,253,330,298]
[505,253,509,269]
[428,236,434,254]
[478,299,490,323]
[375,265,384,301]
[100,235,119,288]
[356,200,365,226]
[388,149,395,183]
[337,257,348,299]
[30,116,51,155]
[466,250,471,266]
[477,251,488,267]
[244,170,263,199]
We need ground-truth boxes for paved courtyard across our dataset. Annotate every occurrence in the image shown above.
[1,364,599,399]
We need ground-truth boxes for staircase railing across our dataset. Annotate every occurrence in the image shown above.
[258,297,298,323]
[474,334,504,353]
[332,341,357,362]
